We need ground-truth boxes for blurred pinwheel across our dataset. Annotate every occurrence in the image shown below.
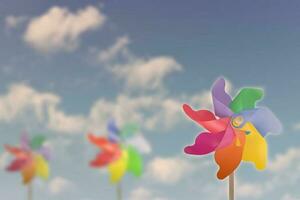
[183,78,282,179]
[88,120,150,184]
[4,134,50,184]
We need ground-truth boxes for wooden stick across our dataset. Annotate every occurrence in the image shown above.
[116,183,122,200]
[229,173,234,200]
[28,182,33,200]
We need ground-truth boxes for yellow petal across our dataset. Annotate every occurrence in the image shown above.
[34,155,49,180]
[108,150,128,184]
[240,122,268,170]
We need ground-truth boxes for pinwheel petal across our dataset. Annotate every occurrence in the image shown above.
[126,134,152,154]
[241,107,282,137]
[183,104,230,133]
[30,135,46,150]
[88,134,107,147]
[90,152,115,168]
[38,147,51,161]
[240,122,268,170]
[184,131,225,155]
[107,120,120,143]
[20,133,30,151]
[230,88,264,113]
[6,158,28,172]
[214,130,245,180]
[4,145,26,157]
[21,160,36,184]
[107,119,120,134]
[212,78,233,118]
[88,134,119,153]
[35,155,49,180]
[217,124,235,149]
[108,150,128,184]
[120,123,139,139]
[126,146,143,177]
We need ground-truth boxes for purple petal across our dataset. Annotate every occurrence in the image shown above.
[212,78,233,118]
[38,147,51,161]
[241,107,282,137]
[184,131,225,155]
[20,133,30,151]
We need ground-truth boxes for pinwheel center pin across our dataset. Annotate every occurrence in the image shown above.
[231,116,244,128]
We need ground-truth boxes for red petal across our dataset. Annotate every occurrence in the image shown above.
[183,104,230,133]
[6,158,28,172]
[184,131,225,155]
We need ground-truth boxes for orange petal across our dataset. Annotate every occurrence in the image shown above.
[21,159,36,184]
[214,130,245,179]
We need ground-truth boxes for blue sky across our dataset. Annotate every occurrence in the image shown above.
[0,0,300,200]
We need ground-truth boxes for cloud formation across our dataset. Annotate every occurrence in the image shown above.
[112,56,182,90]
[146,156,195,184]
[24,6,106,52]
[48,176,73,195]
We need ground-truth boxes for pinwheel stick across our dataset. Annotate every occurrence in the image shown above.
[229,173,234,200]
[28,183,33,200]
[117,183,122,200]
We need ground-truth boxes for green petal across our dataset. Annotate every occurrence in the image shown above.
[126,146,143,177]
[120,123,139,139]
[30,135,46,150]
[230,88,264,113]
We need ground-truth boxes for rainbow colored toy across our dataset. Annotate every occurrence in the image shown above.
[183,78,281,199]
[88,120,149,200]
[4,134,50,200]
[5,134,50,184]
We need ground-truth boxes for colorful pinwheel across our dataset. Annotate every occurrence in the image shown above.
[183,78,281,199]
[88,120,150,199]
[4,134,50,200]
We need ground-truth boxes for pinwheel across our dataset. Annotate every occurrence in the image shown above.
[183,78,281,200]
[88,120,150,200]
[4,134,50,200]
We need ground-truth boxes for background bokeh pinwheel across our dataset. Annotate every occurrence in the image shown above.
[88,120,150,200]
[183,77,282,199]
[4,133,50,200]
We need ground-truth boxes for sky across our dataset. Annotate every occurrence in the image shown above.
[0,0,300,200]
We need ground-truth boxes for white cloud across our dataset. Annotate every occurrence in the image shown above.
[88,94,184,132]
[112,56,182,90]
[0,83,85,134]
[98,36,130,62]
[24,5,106,52]
[47,106,87,133]
[236,182,263,198]
[0,84,59,122]
[5,15,27,29]
[48,177,73,195]
[146,156,195,184]
[282,194,300,200]
[268,148,300,173]
[129,187,168,200]
[0,83,183,134]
